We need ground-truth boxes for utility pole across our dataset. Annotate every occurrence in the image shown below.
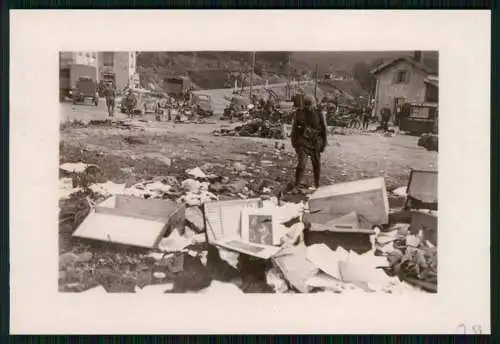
[286,53,291,100]
[314,64,318,101]
[249,51,255,100]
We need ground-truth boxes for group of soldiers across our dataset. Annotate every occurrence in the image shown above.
[102,83,138,118]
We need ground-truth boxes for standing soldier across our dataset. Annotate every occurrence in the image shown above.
[104,83,117,117]
[291,95,328,190]
[380,107,392,131]
[123,89,137,119]
[362,106,371,130]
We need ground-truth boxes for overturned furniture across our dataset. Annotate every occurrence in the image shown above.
[72,195,185,249]
[404,169,438,211]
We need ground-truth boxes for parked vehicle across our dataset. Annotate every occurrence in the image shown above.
[72,77,99,106]
[228,95,252,117]
[59,64,97,101]
[191,93,214,117]
[164,76,192,99]
[399,102,438,135]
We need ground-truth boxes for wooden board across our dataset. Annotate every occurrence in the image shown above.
[73,195,185,248]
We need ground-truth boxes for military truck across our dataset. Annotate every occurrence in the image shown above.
[59,64,97,101]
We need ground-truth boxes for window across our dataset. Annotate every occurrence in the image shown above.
[395,70,409,83]
[103,52,114,67]
[425,84,438,102]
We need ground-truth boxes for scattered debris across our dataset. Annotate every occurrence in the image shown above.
[418,133,438,152]
[157,229,192,252]
[392,186,407,198]
[185,206,205,232]
[59,152,437,295]
[186,167,208,179]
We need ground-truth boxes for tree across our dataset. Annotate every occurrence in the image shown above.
[352,61,377,94]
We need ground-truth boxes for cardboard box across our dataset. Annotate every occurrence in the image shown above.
[72,195,185,248]
[307,177,389,226]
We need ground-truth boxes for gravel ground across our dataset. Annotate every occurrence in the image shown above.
[58,105,437,293]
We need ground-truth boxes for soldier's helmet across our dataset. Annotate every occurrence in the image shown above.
[304,95,315,107]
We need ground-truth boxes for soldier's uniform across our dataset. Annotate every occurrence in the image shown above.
[362,106,371,129]
[380,107,391,131]
[123,91,137,118]
[104,84,116,117]
[291,95,327,189]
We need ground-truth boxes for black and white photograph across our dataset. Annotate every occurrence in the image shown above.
[10,10,490,334]
[247,214,274,246]
[57,49,439,295]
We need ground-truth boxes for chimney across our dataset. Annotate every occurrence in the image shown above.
[413,51,423,63]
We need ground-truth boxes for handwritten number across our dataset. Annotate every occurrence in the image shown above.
[472,325,482,334]
[457,324,482,334]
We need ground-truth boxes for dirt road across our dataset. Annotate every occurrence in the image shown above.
[60,99,437,190]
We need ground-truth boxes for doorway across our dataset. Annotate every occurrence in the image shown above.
[393,97,406,125]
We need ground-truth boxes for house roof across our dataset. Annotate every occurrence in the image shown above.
[370,57,436,76]
[424,75,439,88]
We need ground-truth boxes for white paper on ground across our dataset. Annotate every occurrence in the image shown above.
[145,181,172,193]
[392,186,407,197]
[306,244,347,280]
[90,181,126,197]
[59,178,82,199]
[305,272,344,289]
[218,247,240,270]
[186,167,207,179]
[157,229,192,252]
[272,245,319,293]
[214,237,282,260]
[339,260,392,285]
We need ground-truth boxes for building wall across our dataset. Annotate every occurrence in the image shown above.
[97,51,137,91]
[373,60,427,120]
[60,52,97,68]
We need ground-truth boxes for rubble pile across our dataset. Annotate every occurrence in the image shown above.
[58,158,438,295]
[213,119,285,139]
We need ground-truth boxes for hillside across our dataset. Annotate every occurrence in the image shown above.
[136,51,438,91]
[291,51,439,76]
